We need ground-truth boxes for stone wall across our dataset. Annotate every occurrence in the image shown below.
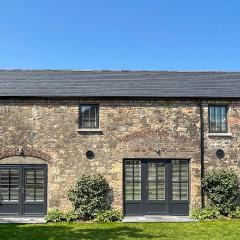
[0,99,207,211]
[203,101,240,174]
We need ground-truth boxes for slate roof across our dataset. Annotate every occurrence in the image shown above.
[0,70,240,98]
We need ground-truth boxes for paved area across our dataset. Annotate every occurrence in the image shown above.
[0,217,45,224]
[123,215,194,222]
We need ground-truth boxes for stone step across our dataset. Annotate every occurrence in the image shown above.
[0,217,45,224]
[122,215,194,223]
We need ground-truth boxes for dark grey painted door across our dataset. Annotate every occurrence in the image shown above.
[124,159,189,216]
[0,165,47,216]
[145,160,170,215]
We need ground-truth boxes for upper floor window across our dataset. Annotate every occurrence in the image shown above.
[209,105,227,133]
[79,104,99,128]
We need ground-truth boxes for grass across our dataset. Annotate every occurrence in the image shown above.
[0,220,239,240]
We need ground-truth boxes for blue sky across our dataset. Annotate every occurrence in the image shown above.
[0,1,239,70]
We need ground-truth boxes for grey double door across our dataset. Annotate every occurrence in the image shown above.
[124,159,189,216]
[0,165,47,216]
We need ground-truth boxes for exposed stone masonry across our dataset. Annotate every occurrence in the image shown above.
[0,99,239,211]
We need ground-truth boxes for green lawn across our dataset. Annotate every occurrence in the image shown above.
[0,220,239,240]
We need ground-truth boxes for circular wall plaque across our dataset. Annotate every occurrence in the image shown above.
[216,149,225,159]
[86,150,95,160]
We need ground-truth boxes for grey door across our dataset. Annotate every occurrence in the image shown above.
[0,165,47,216]
[145,160,170,215]
[124,159,189,216]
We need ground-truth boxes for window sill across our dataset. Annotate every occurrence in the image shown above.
[208,133,232,137]
[77,128,102,133]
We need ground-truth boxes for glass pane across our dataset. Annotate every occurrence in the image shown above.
[10,186,19,202]
[124,160,142,201]
[25,169,45,202]
[125,183,133,201]
[25,186,34,202]
[133,161,141,200]
[181,183,188,200]
[0,168,19,203]
[148,182,156,200]
[157,183,165,200]
[0,185,9,202]
[26,170,35,184]
[180,164,188,181]
[157,163,165,181]
[209,106,227,132]
[134,182,141,200]
[10,169,19,185]
[221,107,227,132]
[0,169,9,184]
[172,182,180,200]
[172,160,189,200]
[36,170,44,184]
[148,163,156,181]
[172,164,180,182]
[134,161,141,181]
[125,161,133,182]
[35,186,44,202]
[80,105,98,128]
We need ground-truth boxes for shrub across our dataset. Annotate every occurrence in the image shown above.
[45,209,66,223]
[68,174,112,220]
[64,210,79,222]
[45,209,79,223]
[191,207,222,220]
[95,210,123,222]
[203,169,239,215]
[230,207,240,218]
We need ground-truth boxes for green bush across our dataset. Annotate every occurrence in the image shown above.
[95,209,123,222]
[203,169,239,215]
[68,174,112,220]
[64,210,79,222]
[45,209,79,223]
[191,207,222,220]
[45,209,66,223]
[230,207,240,218]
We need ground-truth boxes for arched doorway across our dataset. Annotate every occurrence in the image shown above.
[0,156,48,216]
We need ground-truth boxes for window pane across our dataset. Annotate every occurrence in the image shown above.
[35,186,44,202]
[25,186,34,202]
[134,182,141,200]
[157,183,165,200]
[181,183,188,200]
[10,186,19,202]
[0,169,10,185]
[209,106,227,133]
[36,170,44,184]
[148,162,165,200]
[0,185,9,202]
[80,105,99,128]
[172,182,180,200]
[26,170,35,184]
[124,160,141,201]
[0,169,19,203]
[148,182,156,200]
[172,160,189,200]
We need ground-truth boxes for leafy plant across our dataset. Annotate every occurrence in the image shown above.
[203,169,239,215]
[95,209,123,222]
[68,174,112,220]
[64,210,79,222]
[229,207,240,218]
[191,207,222,220]
[45,209,66,223]
[45,209,79,223]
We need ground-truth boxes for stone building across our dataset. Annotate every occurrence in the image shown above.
[0,70,239,216]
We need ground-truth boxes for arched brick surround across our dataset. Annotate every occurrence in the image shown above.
[0,147,53,164]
